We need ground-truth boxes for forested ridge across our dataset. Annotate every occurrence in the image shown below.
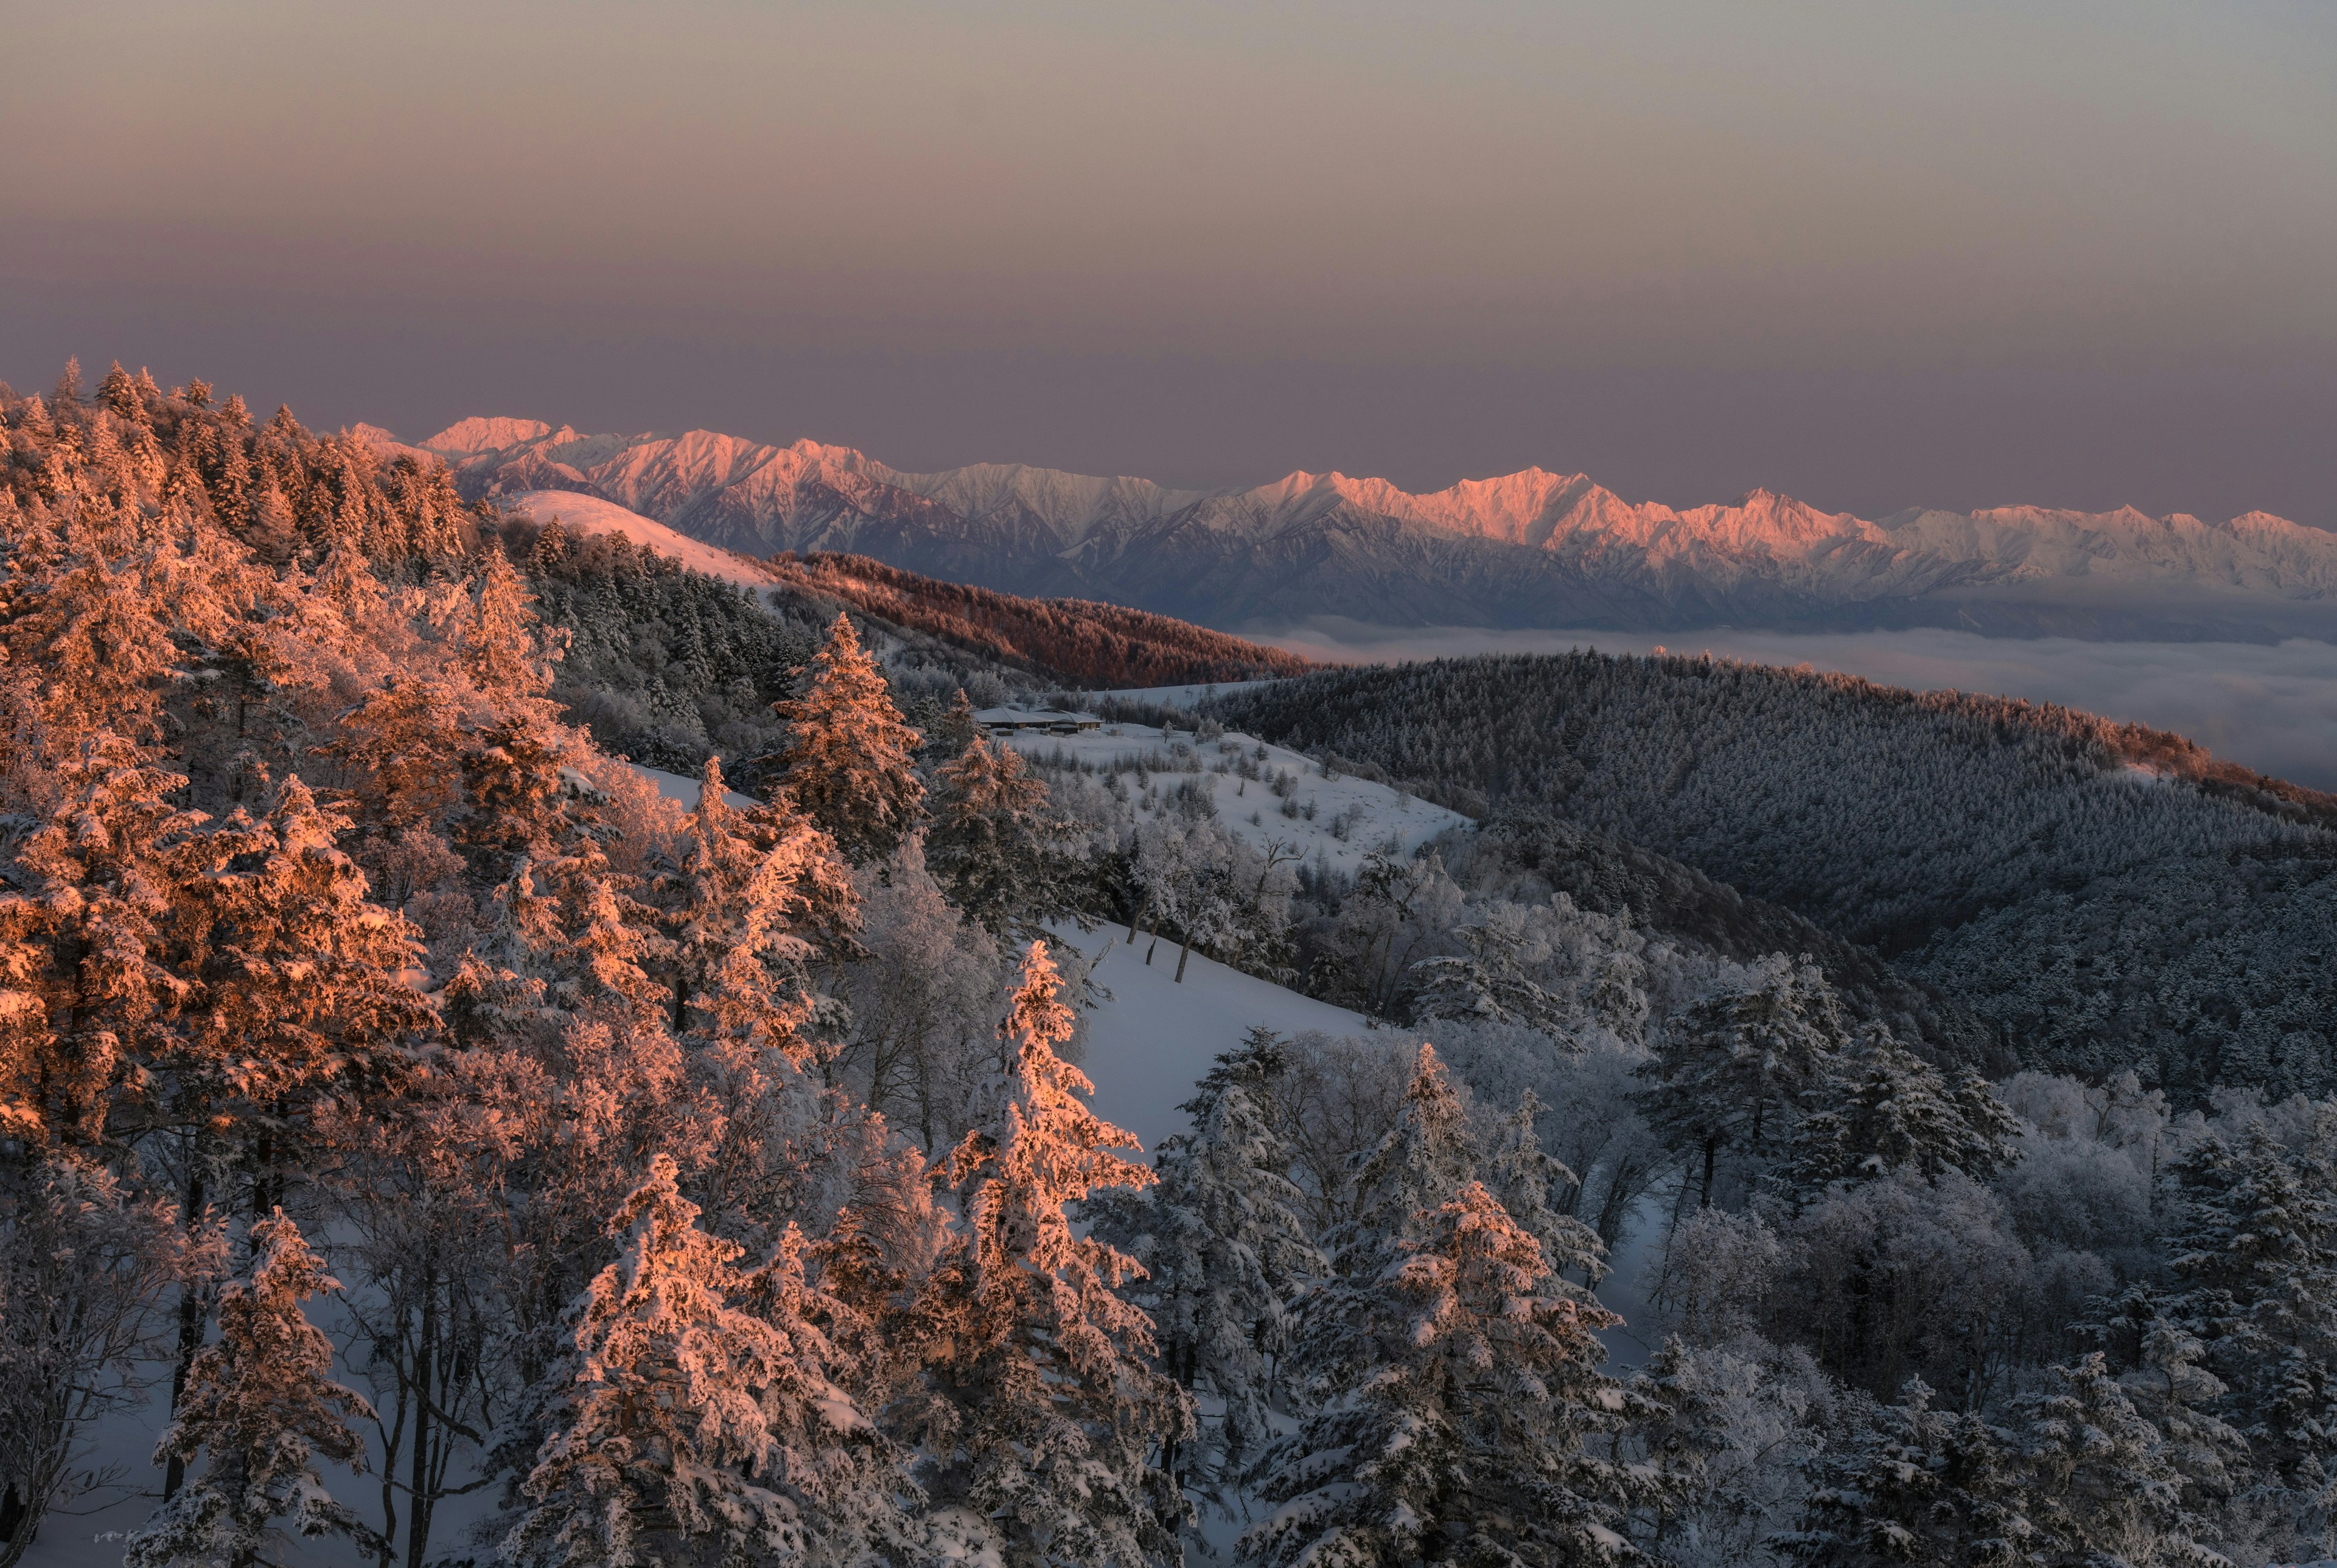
[1215,654,2337,1099]
[763,552,1318,689]
[16,363,2337,1568]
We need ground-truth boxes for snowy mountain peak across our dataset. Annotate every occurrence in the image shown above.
[363,414,2333,633]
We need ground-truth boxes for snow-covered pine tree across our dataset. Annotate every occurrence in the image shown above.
[2015,1352,2226,1568]
[1637,958,1850,1211]
[903,940,1192,1566]
[1242,1178,1650,1568]
[1086,1027,1322,1502]
[504,1153,896,1568]
[181,775,433,1210]
[1246,1044,1651,1566]
[666,753,856,1053]
[767,613,924,865]
[127,1210,376,1568]
[1403,906,1575,1037]
[2151,1121,2337,1514]
[1483,1089,1610,1284]
[1773,1379,2040,1567]
[922,687,979,762]
[924,731,1071,937]
[0,735,207,1151]
[1781,1027,2021,1197]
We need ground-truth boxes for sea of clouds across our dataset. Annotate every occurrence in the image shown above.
[1257,622,2337,792]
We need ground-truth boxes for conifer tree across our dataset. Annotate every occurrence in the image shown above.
[767,614,924,864]
[504,1154,895,1568]
[1782,1028,2021,1196]
[127,1211,376,1568]
[925,731,1071,936]
[1638,960,1850,1210]
[666,753,856,1053]
[1774,1380,2039,1567]
[2014,1353,2226,1568]
[0,737,206,1149]
[1088,1028,1322,1499]
[902,941,1192,1565]
[2151,1122,2337,1504]
[1243,1179,1651,1568]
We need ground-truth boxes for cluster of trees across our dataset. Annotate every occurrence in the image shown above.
[0,366,1170,1566]
[762,553,1319,689]
[1214,653,2337,1098]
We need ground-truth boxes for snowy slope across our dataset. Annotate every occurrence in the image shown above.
[1004,722,1472,877]
[633,763,761,812]
[1056,921,1382,1155]
[503,489,781,590]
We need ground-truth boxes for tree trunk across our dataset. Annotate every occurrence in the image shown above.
[1175,938,1193,983]
[406,1276,437,1568]
[1699,1136,1719,1210]
[163,1162,208,1501]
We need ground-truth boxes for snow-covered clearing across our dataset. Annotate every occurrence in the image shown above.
[1055,919,1380,1155]
[1007,723,1471,878]
[504,489,780,590]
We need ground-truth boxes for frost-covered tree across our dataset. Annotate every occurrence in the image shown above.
[767,613,924,864]
[2014,1352,2226,1568]
[503,1153,896,1568]
[902,941,1192,1565]
[2148,1120,2337,1518]
[665,753,855,1054]
[0,1155,206,1567]
[1088,1028,1322,1500]
[1247,1044,1648,1566]
[1773,1379,2038,1568]
[1243,1179,1651,1568]
[1638,958,1850,1210]
[1781,1028,2021,1197]
[924,731,1071,937]
[127,1211,376,1568]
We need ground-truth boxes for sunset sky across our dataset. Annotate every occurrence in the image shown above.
[5,1,2332,522]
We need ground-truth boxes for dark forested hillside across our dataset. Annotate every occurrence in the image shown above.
[765,551,1318,688]
[1215,654,2337,1097]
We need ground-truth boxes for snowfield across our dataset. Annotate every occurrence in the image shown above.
[1004,722,1472,879]
[1054,919,1380,1155]
[503,489,781,590]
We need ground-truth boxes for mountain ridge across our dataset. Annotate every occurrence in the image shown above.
[364,418,2337,636]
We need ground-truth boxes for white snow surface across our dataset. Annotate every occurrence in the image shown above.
[633,763,761,812]
[1005,723,1472,877]
[1055,919,1379,1155]
[503,489,781,589]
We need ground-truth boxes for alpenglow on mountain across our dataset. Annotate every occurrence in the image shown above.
[363,417,2337,639]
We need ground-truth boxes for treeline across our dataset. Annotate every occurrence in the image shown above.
[766,551,1318,689]
[1212,653,2337,1100]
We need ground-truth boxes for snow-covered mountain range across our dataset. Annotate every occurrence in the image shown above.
[365,417,2337,638]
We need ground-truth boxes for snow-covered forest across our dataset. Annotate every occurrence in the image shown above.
[13,364,2337,1568]
[1216,655,2337,1099]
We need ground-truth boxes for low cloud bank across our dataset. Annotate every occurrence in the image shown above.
[1259,621,2337,792]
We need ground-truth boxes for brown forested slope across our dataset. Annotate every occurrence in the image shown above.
[765,552,1318,689]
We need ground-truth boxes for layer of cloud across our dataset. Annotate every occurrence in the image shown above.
[1262,622,2337,791]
